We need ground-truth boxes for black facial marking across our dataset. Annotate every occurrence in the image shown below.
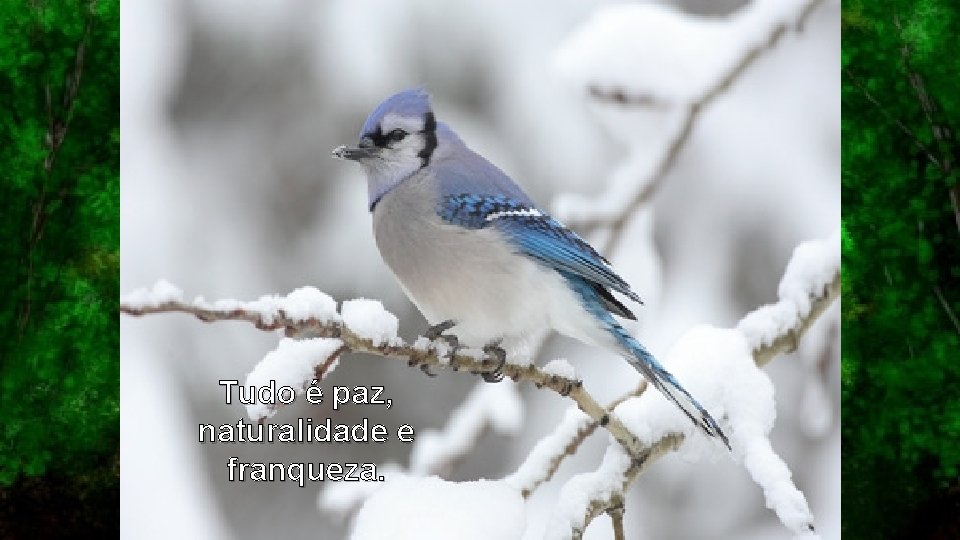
[368,125,388,148]
[418,111,437,167]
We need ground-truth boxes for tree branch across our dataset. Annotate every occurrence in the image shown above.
[569,0,826,254]
[933,285,960,337]
[509,381,648,498]
[608,500,626,540]
[892,13,960,234]
[121,295,648,458]
[567,266,839,535]
[516,265,840,507]
[20,10,94,333]
[842,68,942,169]
[572,434,683,539]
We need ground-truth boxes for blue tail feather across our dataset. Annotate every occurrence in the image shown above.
[561,272,730,449]
[611,324,730,449]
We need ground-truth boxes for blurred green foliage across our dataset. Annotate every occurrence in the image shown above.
[0,0,119,493]
[843,0,960,537]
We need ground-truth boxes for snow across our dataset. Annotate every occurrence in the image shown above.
[607,325,816,536]
[244,337,344,421]
[550,0,829,228]
[319,382,524,519]
[280,286,340,323]
[122,0,839,536]
[242,288,340,326]
[546,443,632,540]
[122,283,342,327]
[553,3,743,102]
[777,229,841,314]
[541,359,577,380]
[505,407,592,494]
[553,0,816,104]
[737,229,840,351]
[740,435,818,539]
[411,383,523,474]
[120,279,184,308]
[412,335,433,352]
[319,462,404,519]
[351,475,525,540]
[340,298,402,347]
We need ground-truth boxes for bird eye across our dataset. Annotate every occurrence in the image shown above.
[388,128,407,142]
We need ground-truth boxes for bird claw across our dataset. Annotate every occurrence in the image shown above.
[420,363,438,378]
[425,320,456,341]
[481,343,507,383]
[425,320,462,368]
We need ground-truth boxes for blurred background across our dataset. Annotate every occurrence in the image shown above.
[121,0,839,538]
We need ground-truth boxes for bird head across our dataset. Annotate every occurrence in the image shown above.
[333,88,439,208]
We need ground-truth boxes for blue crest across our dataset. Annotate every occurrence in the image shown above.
[360,88,432,138]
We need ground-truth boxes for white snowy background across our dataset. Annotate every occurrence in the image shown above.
[120,0,840,538]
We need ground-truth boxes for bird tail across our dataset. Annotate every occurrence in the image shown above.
[610,323,730,449]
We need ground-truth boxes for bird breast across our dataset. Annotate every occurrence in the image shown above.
[371,173,578,346]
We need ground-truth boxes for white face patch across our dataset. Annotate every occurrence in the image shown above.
[484,208,543,222]
[381,112,425,135]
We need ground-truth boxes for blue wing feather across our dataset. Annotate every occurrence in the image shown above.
[439,195,728,446]
[438,194,642,304]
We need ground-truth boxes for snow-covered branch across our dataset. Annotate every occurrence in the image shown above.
[510,233,839,508]
[121,224,838,539]
[121,285,648,455]
[541,230,839,539]
[553,0,827,253]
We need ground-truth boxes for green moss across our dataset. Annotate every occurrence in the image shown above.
[843,0,960,537]
[0,0,119,497]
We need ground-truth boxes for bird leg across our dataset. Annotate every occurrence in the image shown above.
[481,340,507,383]
[425,319,456,340]
[423,320,461,376]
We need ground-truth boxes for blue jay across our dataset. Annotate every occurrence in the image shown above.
[333,89,727,446]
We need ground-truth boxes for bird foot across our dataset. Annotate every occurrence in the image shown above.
[425,319,456,340]
[425,321,463,370]
[481,343,507,383]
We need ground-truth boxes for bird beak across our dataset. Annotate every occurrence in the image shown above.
[332,145,376,161]
[332,136,377,161]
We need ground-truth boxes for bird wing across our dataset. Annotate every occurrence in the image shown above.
[438,194,642,315]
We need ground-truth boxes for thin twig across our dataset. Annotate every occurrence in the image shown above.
[575,0,826,254]
[572,268,840,533]
[521,420,597,499]
[573,435,684,538]
[516,381,648,497]
[120,301,647,458]
[20,11,94,333]
[893,15,946,158]
[515,267,839,519]
[843,68,942,169]
[609,502,626,540]
[753,272,841,368]
[893,13,960,234]
[933,285,960,336]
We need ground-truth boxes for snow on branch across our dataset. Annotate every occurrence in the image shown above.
[552,0,827,252]
[505,406,594,498]
[739,228,842,367]
[121,284,649,456]
[536,230,838,539]
[350,476,525,540]
[319,381,524,519]
[122,233,837,539]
